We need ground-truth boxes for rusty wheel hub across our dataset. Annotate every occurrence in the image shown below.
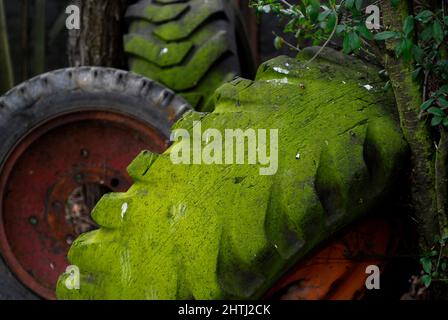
[0,111,167,299]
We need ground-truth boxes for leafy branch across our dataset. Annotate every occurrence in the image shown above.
[250,0,448,291]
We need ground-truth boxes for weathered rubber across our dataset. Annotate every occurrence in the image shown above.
[0,67,191,299]
[0,67,191,157]
[124,0,255,111]
[56,50,408,300]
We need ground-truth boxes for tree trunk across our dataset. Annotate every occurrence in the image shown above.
[380,0,440,249]
[68,0,127,68]
[31,0,46,76]
[0,0,14,94]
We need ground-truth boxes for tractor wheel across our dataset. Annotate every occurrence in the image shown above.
[124,0,255,111]
[56,51,408,301]
[0,67,191,299]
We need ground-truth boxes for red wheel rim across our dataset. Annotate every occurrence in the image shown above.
[0,110,168,299]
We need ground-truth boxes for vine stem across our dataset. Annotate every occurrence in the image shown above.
[435,129,448,238]
[272,32,300,52]
[418,70,431,120]
[305,9,339,65]
[279,0,293,9]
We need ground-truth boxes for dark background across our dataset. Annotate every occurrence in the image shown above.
[3,0,298,88]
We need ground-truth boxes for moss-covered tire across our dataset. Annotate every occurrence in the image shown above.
[57,49,409,300]
[124,0,255,111]
[0,67,191,299]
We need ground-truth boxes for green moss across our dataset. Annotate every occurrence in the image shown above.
[126,16,236,111]
[124,35,192,67]
[143,3,189,23]
[132,31,230,91]
[153,0,224,41]
[57,52,408,300]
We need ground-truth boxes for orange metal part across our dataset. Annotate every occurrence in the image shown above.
[267,217,403,300]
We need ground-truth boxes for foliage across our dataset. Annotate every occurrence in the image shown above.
[250,0,448,290]
[420,235,448,288]
[250,0,448,128]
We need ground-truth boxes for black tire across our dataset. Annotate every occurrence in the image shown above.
[0,67,191,299]
[124,0,255,111]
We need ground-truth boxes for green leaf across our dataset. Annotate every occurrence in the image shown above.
[443,118,448,127]
[318,9,332,22]
[436,60,448,80]
[274,36,283,50]
[374,31,400,41]
[420,98,435,110]
[390,0,399,8]
[285,18,299,33]
[412,67,422,80]
[336,24,346,34]
[437,85,448,95]
[421,25,433,41]
[439,97,448,108]
[355,0,363,11]
[343,32,361,53]
[432,116,443,126]
[345,0,355,9]
[442,262,447,271]
[403,16,414,37]
[325,12,337,32]
[428,106,444,116]
[357,23,374,40]
[348,31,361,52]
[422,274,432,288]
[415,10,433,24]
[395,38,413,60]
[421,257,433,273]
[343,34,352,53]
[412,45,424,64]
[306,0,320,22]
[260,5,271,14]
[433,20,444,44]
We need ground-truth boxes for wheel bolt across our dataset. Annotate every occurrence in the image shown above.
[75,173,84,183]
[65,234,74,245]
[29,216,38,226]
[80,149,89,159]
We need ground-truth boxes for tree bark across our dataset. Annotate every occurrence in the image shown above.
[380,0,440,249]
[31,0,46,76]
[68,0,127,68]
[0,0,14,94]
[436,130,448,238]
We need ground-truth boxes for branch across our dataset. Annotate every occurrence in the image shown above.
[435,129,448,239]
[305,10,339,65]
[380,0,439,249]
[279,0,293,9]
[272,32,300,52]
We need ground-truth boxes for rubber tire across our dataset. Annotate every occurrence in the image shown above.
[0,67,191,299]
[124,0,256,111]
